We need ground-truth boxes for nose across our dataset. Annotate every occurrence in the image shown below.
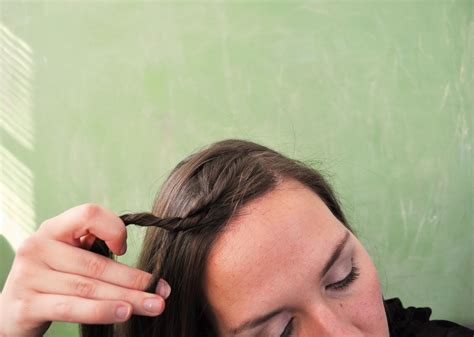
[303,302,364,337]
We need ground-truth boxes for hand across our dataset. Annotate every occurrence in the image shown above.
[0,203,171,337]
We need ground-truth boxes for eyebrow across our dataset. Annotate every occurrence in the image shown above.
[320,230,351,279]
[228,230,351,336]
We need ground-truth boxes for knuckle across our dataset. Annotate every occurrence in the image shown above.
[85,256,107,277]
[130,271,151,290]
[16,237,38,258]
[8,294,34,327]
[92,302,109,321]
[79,203,102,222]
[55,301,73,321]
[72,278,96,298]
[11,261,31,281]
[38,218,53,231]
[12,297,32,326]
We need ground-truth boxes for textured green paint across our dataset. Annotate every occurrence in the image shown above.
[0,1,472,336]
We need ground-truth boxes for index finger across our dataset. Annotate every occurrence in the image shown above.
[42,239,154,292]
[38,203,127,255]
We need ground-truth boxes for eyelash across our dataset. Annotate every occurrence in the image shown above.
[280,317,295,337]
[326,264,360,291]
[278,262,360,337]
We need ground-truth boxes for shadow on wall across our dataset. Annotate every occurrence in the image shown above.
[0,234,15,290]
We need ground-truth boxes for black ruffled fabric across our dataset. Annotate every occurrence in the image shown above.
[384,298,474,337]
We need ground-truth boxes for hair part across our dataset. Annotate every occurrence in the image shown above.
[81,139,351,337]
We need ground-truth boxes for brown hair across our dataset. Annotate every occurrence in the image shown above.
[81,139,351,337]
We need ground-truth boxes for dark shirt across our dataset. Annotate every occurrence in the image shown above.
[384,298,473,337]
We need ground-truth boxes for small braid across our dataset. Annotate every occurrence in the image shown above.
[119,210,214,232]
[89,211,209,258]
[119,212,183,231]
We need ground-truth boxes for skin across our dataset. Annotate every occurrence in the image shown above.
[0,203,170,337]
[205,179,390,337]
[1,182,388,337]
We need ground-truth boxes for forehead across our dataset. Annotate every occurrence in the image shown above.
[204,179,346,334]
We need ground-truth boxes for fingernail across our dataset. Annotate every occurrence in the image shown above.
[120,241,127,255]
[116,305,129,320]
[155,279,172,299]
[144,297,163,314]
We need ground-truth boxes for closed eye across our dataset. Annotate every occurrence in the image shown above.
[326,260,360,291]
[279,317,295,337]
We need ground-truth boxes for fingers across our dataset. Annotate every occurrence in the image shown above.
[1,203,171,335]
[39,239,153,291]
[27,293,133,324]
[31,268,166,316]
[38,203,126,255]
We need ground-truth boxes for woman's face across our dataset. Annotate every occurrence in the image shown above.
[204,179,389,337]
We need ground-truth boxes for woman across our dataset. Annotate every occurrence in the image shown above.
[0,139,472,337]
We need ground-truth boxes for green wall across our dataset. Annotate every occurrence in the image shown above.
[1,1,472,336]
